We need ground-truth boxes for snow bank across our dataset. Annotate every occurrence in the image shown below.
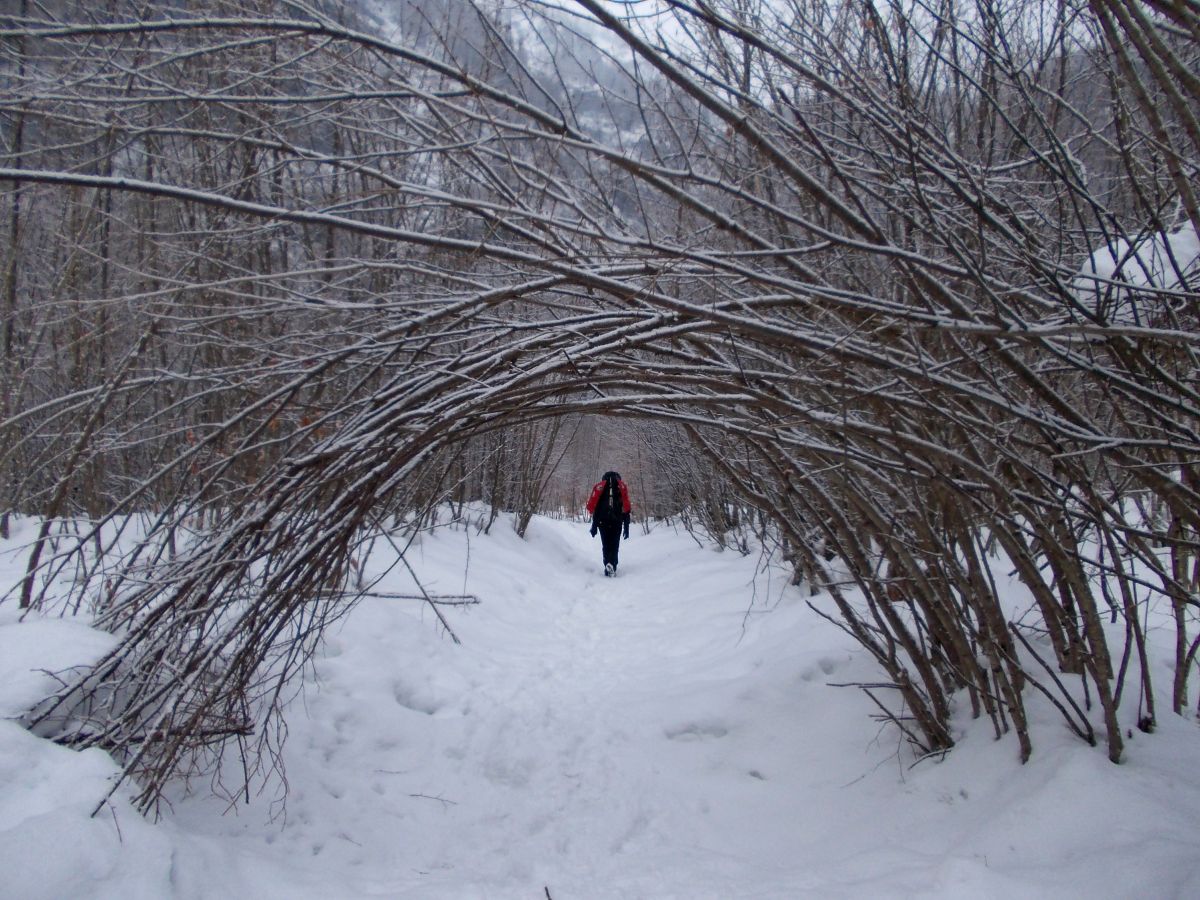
[0,610,172,899]
[0,616,117,718]
[1074,223,1199,323]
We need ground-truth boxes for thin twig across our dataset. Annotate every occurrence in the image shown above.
[359,591,481,606]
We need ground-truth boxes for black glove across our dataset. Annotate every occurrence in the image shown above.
[623,522,629,539]
[590,524,597,537]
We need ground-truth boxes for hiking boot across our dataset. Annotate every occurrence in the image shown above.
[605,563,614,577]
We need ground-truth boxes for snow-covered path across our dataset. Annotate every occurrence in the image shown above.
[167,517,880,898]
[4,514,1200,899]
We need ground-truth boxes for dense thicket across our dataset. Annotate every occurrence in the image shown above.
[1,0,1197,813]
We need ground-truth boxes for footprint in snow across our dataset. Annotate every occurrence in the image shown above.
[392,681,440,715]
[800,654,847,682]
[321,779,345,800]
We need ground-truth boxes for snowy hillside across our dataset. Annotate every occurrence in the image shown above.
[2,514,1199,899]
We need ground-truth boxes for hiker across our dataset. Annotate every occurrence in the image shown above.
[586,470,631,576]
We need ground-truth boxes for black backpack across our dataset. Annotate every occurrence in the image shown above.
[600,473,624,524]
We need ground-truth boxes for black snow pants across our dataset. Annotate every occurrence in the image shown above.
[598,521,623,572]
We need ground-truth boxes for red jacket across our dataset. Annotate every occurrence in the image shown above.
[586,477,631,518]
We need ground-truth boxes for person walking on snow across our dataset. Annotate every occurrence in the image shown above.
[586,470,631,577]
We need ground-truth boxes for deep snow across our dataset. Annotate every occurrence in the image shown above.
[2,513,1199,899]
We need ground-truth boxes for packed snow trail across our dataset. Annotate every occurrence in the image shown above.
[3,513,1200,899]
[168,517,884,898]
